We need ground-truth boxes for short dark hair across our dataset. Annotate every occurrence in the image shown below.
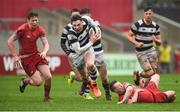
[144,7,153,12]
[71,8,80,14]
[27,12,38,19]
[80,8,90,15]
[109,80,117,92]
[71,14,82,23]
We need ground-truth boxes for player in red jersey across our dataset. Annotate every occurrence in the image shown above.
[110,74,176,104]
[7,12,52,102]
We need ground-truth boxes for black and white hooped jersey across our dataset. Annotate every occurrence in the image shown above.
[67,18,103,54]
[131,19,160,52]
[60,23,72,55]
[82,16,103,54]
[67,19,92,54]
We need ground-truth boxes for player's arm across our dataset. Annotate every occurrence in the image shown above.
[40,36,49,58]
[70,33,99,54]
[82,15,99,27]
[7,33,21,66]
[82,16,101,37]
[118,85,133,104]
[152,34,161,46]
[126,30,143,48]
[152,25,161,46]
[7,34,18,57]
[60,28,71,55]
[128,89,144,104]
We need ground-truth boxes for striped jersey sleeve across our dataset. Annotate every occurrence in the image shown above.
[60,24,71,55]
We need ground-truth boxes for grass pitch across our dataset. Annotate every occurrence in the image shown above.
[0,74,180,111]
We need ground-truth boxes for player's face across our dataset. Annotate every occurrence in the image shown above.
[72,20,83,33]
[27,16,39,29]
[113,82,125,94]
[144,10,153,23]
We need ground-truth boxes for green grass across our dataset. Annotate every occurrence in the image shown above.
[0,74,180,111]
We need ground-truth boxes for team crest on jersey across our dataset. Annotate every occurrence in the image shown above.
[79,36,83,40]
[26,35,31,38]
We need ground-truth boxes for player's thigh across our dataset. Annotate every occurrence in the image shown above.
[84,51,95,67]
[95,52,106,67]
[37,64,52,79]
[150,74,160,87]
[97,65,108,81]
[68,56,81,77]
[148,50,159,72]
[137,53,154,76]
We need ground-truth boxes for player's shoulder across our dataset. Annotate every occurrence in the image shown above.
[17,23,28,31]
[82,17,89,25]
[131,19,143,28]
[15,23,28,35]
[64,23,72,30]
[38,25,45,31]
[136,19,143,25]
[123,82,132,89]
[151,21,159,27]
[68,28,77,36]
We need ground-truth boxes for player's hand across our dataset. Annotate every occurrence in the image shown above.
[90,33,100,44]
[95,28,101,40]
[117,101,123,105]
[39,51,47,59]
[135,42,144,48]
[152,35,161,46]
[68,53,73,59]
[13,56,22,68]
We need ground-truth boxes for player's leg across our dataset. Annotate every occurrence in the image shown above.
[149,73,160,87]
[78,66,93,100]
[71,68,82,81]
[84,51,101,97]
[68,58,82,85]
[20,67,43,93]
[37,64,52,102]
[95,53,111,100]
[85,51,97,83]
[97,65,112,100]
[135,51,155,85]
[139,78,149,88]
[164,90,176,102]
[133,60,154,86]
[148,48,160,74]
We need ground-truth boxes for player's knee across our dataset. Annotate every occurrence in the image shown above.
[168,91,176,102]
[86,61,94,70]
[33,79,43,86]
[171,90,176,96]
[76,74,82,80]
[44,74,52,80]
[144,68,155,78]
[87,64,95,71]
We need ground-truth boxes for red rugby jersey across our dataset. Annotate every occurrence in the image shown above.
[15,23,45,55]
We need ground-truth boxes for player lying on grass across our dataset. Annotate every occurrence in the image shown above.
[110,74,176,104]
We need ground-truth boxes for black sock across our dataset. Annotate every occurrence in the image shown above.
[89,67,97,81]
[102,81,110,95]
[81,79,90,94]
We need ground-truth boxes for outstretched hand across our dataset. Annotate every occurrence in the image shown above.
[13,56,23,68]
[39,52,47,59]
